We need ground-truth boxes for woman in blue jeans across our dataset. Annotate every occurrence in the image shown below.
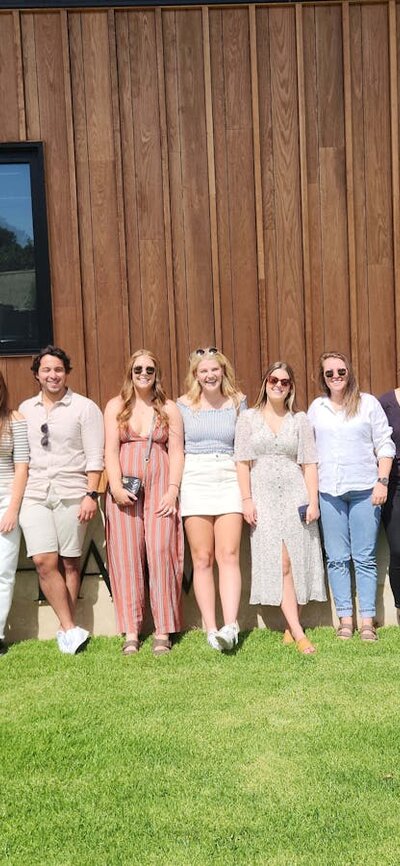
[308,352,395,641]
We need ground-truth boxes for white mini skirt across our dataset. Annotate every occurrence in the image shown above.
[180,453,243,517]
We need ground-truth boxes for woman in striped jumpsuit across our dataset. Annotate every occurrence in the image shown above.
[105,350,184,655]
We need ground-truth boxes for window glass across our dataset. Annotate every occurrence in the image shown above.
[0,143,52,355]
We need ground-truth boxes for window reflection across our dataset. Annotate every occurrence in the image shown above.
[0,163,38,350]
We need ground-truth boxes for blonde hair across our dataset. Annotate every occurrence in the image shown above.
[184,349,242,408]
[254,361,297,413]
[117,349,168,428]
[318,351,361,418]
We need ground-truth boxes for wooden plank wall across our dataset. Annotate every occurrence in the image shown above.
[0,1,399,410]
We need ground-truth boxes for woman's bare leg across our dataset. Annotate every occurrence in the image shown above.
[214,513,243,624]
[281,543,315,653]
[185,516,216,632]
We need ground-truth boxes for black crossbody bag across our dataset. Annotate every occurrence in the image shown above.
[121,413,156,500]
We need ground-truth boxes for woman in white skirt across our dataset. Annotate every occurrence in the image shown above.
[177,348,246,651]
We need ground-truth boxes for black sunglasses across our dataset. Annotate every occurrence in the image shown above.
[133,366,155,376]
[324,368,347,379]
[41,423,49,447]
[194,347,218,356]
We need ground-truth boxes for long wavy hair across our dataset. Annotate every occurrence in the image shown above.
[254,360,297,413]
[184,348,242,408]
[117,349,168,428]
[318,351,360,417]
[0,372,11,439]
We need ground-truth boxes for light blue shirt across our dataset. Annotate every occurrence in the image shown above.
[177,398,247,455]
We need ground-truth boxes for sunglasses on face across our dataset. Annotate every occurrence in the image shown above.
[194,347,218,356]
[132,366,155,376]
[41,422,49,447]
[267,375,291,388]
[324,368,347,379]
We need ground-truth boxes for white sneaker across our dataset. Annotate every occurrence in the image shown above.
[207,629,222,651]
[59,626,90,655]
[215,623,239,651]
[56,630,69,654]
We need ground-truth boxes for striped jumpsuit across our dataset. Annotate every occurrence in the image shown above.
[105,422,183,635]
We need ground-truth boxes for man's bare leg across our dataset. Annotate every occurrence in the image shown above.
[33,552,74,631]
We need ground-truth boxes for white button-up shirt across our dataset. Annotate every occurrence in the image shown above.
[307,393,395,495]
[19,388,104,500]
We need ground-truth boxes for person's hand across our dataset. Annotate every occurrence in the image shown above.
[306,503,320,524]
[0,507,18,533]
[243,498,257,527]
[78,495,98,523]
[111,486,137,508]
[155,489,178,517]
[371,482,388,506]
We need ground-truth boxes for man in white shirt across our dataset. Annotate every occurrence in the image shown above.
[19,346,104,654]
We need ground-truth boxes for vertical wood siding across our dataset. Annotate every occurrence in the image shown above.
[1,1,399,409]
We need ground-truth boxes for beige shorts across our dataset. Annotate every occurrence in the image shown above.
[19,494,87,558]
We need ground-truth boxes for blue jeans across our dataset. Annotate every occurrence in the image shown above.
[319,490,381,618]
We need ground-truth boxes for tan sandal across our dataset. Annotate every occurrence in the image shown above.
[360,625,378,642]
[152,637,172,656]
[336,624,353,640]
[122,639,140,655]
[296,636,316,655]
[283,629,295,646]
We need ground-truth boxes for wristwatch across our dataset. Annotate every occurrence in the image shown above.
[85,490,99,500]
[377,477,389,487]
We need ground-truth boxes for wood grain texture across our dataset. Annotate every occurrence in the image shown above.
[75,11,127,406]
[362,2,396,391]
[1,3,400,409]
[389,0,400,379]
[0,14,20,139]
[269,6,306,406]
[296,4,313,396]
[13,11,27,140]
[29,12,86,393]
[349,2,370,391]
[257,7,280,367]
[214,8,260,401]
[342,1,359,377]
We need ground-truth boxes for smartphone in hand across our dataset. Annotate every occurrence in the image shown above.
[297,504,308,522]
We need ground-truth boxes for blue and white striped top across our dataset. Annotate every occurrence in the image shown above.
[177,398,247,455]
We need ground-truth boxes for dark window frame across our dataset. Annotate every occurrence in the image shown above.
[0,141,53,356]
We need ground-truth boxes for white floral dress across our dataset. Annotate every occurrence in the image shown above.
[234,409,326,606]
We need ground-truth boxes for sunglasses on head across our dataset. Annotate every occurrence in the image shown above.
[133,365,155,376]
[194,347,218,356]
[267,375,291,388]
[324,368,347,379]
[41,422,49,447]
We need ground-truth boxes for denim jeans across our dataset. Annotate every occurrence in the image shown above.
[319,489,381,618]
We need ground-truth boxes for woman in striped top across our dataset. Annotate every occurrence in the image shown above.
[0,372,29,654]
[177,348,246,652]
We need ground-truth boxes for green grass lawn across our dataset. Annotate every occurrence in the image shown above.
[1,627,399,866]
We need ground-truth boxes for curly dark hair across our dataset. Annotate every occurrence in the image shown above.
[31,345,72,376]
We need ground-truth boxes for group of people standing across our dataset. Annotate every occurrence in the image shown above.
[0,343,398,657]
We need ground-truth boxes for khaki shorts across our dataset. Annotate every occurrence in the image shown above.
[20,494,87,558]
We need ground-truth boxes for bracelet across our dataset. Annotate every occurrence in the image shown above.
[242,497,252,501]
